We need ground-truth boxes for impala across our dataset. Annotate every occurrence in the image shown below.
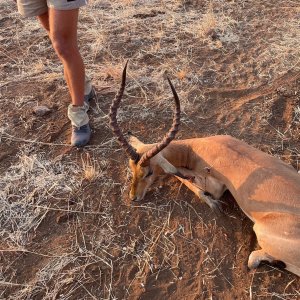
[109,62,300,277]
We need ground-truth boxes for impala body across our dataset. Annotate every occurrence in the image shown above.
[109,62,300,277]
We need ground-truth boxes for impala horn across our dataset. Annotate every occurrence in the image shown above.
[109,61,140,163]
[109,62,181,166]
[139,78,181,166]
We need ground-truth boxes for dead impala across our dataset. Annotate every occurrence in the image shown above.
[109,62,300,277]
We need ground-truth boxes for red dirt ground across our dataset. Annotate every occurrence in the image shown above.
[1,1,299,299]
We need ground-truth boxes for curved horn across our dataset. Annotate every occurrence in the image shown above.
[109,61,140,163]
[139,78,180,167]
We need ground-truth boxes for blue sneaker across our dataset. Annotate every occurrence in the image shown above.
[71,123,91,147]
[84,75,95,105]
[84,88,96,105]
[84,87,95,104]
[68,103,91,147]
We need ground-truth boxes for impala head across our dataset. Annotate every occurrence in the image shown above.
[128,146,156,201]
[109,61,187,202]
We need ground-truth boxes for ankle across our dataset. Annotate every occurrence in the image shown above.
[68,103,89,127]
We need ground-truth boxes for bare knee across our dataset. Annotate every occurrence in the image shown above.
[51,33,77,60]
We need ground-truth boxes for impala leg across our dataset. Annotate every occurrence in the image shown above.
[248,249,276,269]
[157,174,168,189]
[175,168,222,212]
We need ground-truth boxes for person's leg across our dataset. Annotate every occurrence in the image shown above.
[37,9,93,103]
[18,1,92,146]
[37,11,72,93]
[48,8,84,106]
[37,11,50,33]
[46,8,90,147]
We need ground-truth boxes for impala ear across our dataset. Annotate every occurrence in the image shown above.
[155,155,177,173]
[155,155,190,179]
[128,132,145,149]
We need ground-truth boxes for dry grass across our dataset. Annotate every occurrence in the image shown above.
[1,0,300,299]
[0,146,80,247]
[81,153,99,181]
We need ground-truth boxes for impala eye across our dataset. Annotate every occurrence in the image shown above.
[145,170,153,178]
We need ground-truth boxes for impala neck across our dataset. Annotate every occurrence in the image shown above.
[160,142,193,169]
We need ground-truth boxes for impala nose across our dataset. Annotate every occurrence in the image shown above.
[129,193,138,202]
[131,194,143,202]
[132,197,141,202]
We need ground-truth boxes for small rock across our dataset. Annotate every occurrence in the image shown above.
[33,105,51,116]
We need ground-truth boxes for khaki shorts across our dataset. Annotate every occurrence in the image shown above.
[17,0,88,18]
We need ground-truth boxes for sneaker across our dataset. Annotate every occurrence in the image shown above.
[68,103,91,147]
[84,75,95,105]
[71,123,91,147]
[84,87,95,104]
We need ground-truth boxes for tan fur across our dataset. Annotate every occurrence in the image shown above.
[129,134,300,277]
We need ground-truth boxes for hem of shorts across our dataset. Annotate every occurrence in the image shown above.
[47,3,87,10]
[20,7,48,18]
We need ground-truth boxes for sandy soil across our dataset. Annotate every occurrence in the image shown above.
[0,0,300,299]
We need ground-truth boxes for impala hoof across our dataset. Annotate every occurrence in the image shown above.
[210,199,223,214]
[248,249,275,269]
[201,192,223,213]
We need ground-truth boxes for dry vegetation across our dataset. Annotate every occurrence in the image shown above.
[0,0,300,299]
